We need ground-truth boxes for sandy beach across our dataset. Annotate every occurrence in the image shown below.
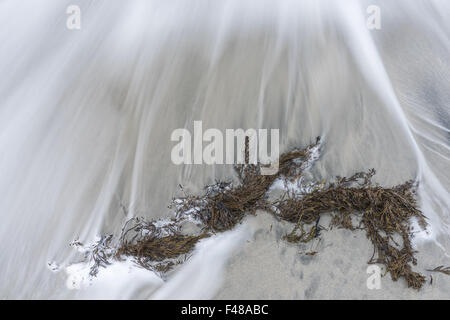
[0,0,449,300]
[215,211,450,299]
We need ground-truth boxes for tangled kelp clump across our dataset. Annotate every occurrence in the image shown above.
[170,137,321,232]
[78,136,436,289]
[275,170,427,289]
[116,218,207,272]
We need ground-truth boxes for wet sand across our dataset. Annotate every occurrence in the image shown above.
[215,211,450,299]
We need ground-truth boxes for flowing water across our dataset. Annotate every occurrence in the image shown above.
[0,0,449,299]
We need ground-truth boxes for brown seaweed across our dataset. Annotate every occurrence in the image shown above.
[81,136,435,290]
[427,265,450,276]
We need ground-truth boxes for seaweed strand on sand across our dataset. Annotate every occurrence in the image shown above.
[78,136,430,289]
[275,169,427,289]
[427,266,450,276]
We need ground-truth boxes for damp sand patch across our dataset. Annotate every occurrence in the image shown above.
[69,137,448,290]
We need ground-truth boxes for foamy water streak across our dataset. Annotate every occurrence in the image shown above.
[335,0,450,244]
[0,0,449,298]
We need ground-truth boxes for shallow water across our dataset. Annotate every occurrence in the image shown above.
[0,0,449,299]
